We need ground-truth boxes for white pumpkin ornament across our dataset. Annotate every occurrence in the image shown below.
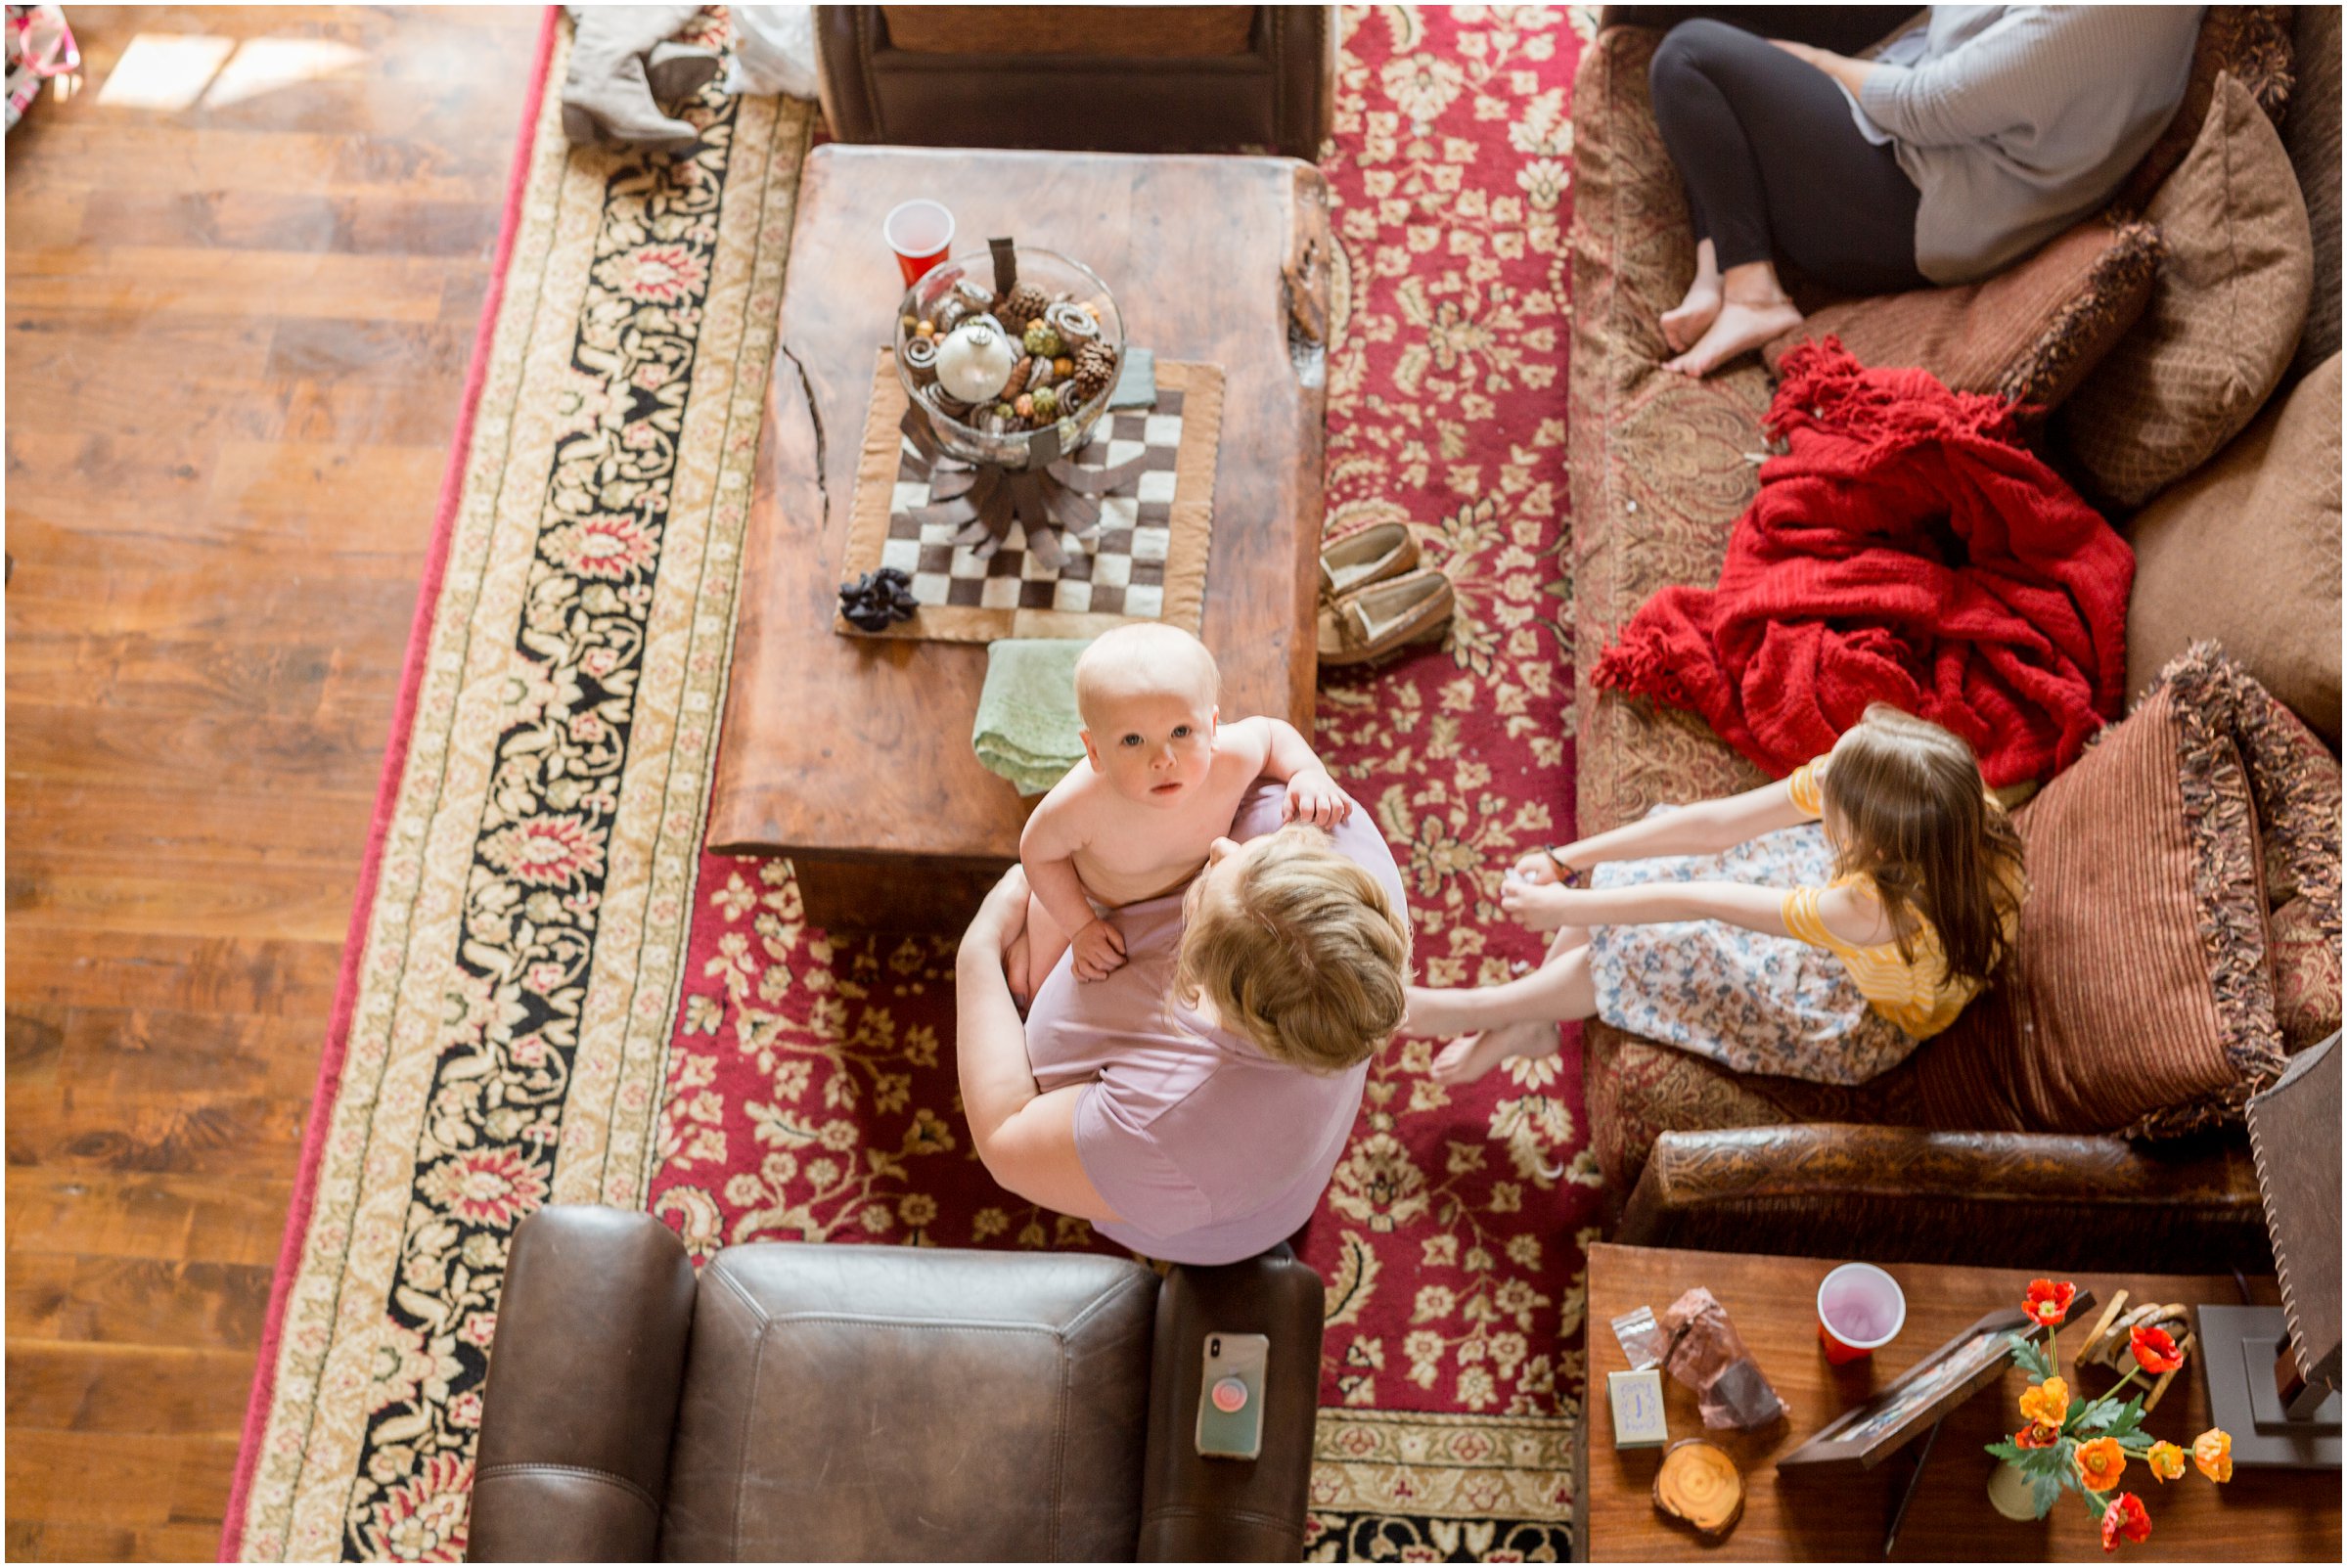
[932,314,1018,404]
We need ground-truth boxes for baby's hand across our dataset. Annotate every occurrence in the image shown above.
[1284,767,1352,829]
[1071,917,1128,981]
[1500,876,1581,932]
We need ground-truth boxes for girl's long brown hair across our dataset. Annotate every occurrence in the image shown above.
[1820,705,2025,989]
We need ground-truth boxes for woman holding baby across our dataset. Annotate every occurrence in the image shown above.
[955,625,1410,1266]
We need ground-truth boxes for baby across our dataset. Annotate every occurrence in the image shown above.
[1012,623,1352,998]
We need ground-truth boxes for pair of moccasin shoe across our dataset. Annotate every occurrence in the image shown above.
[1315,523,1456,666]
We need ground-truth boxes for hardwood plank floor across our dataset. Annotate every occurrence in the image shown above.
[5,8,543,1555]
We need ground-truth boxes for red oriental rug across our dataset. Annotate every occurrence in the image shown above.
[647,8,1594,1558]
[227,8,1590,1562]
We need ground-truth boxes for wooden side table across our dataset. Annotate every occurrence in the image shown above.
[707,145,1330,931]
[1583,1243,2341,1561]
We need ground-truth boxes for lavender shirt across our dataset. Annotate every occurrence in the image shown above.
[1023,782,1406,1265]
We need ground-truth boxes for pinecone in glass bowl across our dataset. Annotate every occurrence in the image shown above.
[998,282,1051,333]
[1072,339,1118,403]
[895,248,1123,470]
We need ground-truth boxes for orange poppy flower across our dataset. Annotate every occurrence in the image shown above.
[2129,1323,2184,1375]
[2100,1493,2151,1551]
[2019,1375,2071,1430]
[2145,1441,2186,1482]
[2075,1435,2127,1493]
[2192,1428,2234,1483]
[2024,1278,2078,1326]
[2014,1422,2060,1450]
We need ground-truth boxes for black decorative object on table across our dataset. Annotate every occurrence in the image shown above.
[838,565,919,633]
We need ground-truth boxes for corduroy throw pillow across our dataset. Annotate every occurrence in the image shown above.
[1932,649,2323,1139]
[1763,218,2163,411]
[2126,354,2342,745]
[2060,73,2315,509]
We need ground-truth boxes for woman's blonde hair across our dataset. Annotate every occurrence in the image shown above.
[1176,830,1410,1072]
[1822,704,2026,989]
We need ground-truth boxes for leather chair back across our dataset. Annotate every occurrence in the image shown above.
[469,1208,1325,1561]
[659,1245,1158,1560]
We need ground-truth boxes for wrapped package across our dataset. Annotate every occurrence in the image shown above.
[1661,1286,1786,1431]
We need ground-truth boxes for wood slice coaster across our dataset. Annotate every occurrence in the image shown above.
[1654,1438,1745,1541]
[835,349,1223,643]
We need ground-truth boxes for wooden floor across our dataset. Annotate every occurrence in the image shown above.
[5,8,541,1557]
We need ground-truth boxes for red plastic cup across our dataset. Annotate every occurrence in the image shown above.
[1817,1263,1906,1365]
[884,199,954,288]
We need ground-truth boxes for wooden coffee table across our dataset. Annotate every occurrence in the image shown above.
[1582,1243,2341,1561]
[708,146,1331,930]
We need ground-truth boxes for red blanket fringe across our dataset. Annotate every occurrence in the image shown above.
[1593,339,2133,787]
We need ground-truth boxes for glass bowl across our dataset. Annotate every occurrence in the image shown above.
[894,247,1124,470]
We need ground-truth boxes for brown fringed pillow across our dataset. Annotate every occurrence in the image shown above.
[1762,218,2162,410]
[2059,73,2314,509]
[2109,3,2294,213]
[2258,707,2345,1055]
[1939,648,2337,1140]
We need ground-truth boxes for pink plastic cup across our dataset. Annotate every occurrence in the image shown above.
[1817,1262,1907,1365]
[884,199,954,287]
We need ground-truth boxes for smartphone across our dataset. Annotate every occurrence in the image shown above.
[1196,1331,1270,1459]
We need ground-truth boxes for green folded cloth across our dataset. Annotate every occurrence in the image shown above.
[972,637,1093,796]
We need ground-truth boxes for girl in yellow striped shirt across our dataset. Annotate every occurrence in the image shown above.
[1408,705,2024,1087]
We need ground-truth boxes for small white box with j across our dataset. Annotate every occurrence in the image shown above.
[1607,1366,1669,1450]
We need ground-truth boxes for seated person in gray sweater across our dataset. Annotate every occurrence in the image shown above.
[1647,6,2202,378]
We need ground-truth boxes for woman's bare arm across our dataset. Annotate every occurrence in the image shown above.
[955,868,1122,1221]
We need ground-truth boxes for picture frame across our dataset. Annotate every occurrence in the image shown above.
[1776,1292,2098,1473]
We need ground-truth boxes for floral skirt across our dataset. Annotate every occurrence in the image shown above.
[1585,810,1918,1086]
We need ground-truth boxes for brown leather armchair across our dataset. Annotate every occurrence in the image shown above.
[814,6,1335,161]
[467,1206,1326,1561]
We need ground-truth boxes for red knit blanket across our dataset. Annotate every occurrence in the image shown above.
[1592,340,2133,787]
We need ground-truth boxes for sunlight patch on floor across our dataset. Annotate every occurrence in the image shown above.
[93,32,364,113]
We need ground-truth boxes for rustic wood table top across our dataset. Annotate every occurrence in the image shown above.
[1585,1243,2341,1561]
[708,146,1331,886]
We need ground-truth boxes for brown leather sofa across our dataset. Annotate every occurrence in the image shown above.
[1566,5,2341,1274]
[813,6,1335,160]
[467,1206,1325,1561]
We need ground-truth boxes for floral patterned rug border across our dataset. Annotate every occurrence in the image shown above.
[223,14,815,1558]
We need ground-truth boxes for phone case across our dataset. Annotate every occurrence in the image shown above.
[1196,1331,1270,1459]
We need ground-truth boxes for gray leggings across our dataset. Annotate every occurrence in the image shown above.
[1648,19,1927,294]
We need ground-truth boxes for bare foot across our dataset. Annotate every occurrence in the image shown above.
[1430,1019,1561,1087]
[1660,284,1722,354]
[1663,295,1803,378]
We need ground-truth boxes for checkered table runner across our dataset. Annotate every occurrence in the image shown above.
[838,353,1222,644]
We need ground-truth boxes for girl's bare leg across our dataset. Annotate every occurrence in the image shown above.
[1545,924,1592,960]
[1663,258,1803,378]
[1431,1019,1561,1086]
[1422,923,1595,1085]
[1405,941,1600,1037]
[1661,238,1724,353]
